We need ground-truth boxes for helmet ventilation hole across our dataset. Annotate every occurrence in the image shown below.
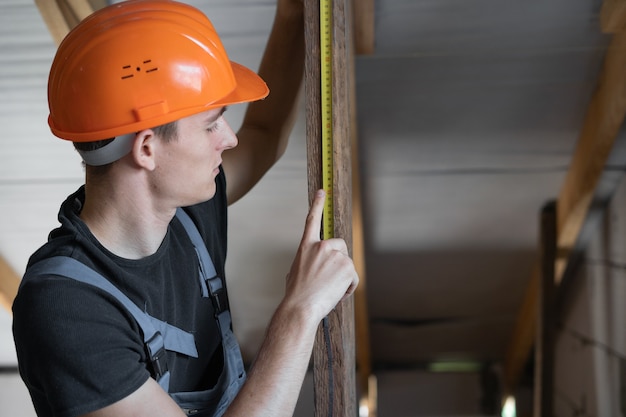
[121,60,158,80]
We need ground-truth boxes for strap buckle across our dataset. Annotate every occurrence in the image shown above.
[210,286,228,317]
[146,332,168,381]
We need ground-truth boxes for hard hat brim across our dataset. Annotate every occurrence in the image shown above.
[219,61,269,108]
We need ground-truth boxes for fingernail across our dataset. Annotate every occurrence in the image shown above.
[317,189,326,197]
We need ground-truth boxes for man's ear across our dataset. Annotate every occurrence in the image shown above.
[131,129,157,170]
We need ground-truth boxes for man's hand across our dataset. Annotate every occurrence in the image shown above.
[283,189,359,322]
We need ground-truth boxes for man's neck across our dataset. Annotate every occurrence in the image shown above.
[79,173,176,260]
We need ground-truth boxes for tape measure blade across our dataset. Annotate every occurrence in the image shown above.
[320,0,334,240]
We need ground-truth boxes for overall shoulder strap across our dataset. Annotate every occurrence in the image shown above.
[23,256,199,392]
[175,208,229,321]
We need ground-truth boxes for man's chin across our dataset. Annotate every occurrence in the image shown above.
[182,187,217,207]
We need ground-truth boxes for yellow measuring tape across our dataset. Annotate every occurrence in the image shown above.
[320,0,334,240]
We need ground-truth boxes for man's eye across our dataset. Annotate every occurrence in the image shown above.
[207,122,219,133]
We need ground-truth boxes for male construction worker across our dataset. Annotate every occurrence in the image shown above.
[11,1,359,416]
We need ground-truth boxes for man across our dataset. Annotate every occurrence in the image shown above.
[12,1,359,417]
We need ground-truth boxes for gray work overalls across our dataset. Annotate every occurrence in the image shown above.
[23,208,246,417]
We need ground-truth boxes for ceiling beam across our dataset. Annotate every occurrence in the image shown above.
[503,1,626,395]
[34,0,105,44]
[351,0,375,55]
[36,0,376,53]
[601,0,626,33]
[502,264,539,393]
[0,255,20,313]
[555,37,626,281]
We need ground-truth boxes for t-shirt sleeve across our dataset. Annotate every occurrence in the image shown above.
[12,275,151,417]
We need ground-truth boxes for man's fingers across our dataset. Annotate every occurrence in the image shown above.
[302,189,326,243]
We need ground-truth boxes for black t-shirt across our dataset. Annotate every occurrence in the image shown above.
[12,169,230,417]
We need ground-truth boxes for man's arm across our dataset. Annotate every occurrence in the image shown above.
[222,0,305,205]
[83,379,186,417]
[223,190,359,416]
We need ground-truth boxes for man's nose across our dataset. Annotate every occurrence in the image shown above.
[221,121,238,150]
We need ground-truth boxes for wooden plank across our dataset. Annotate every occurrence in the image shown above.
[351,0,375,55]
[601,0,626,33]
[34,0,96,45]
[504,28,626,397]
[502,263,539,393]
[347,0,372,402]
[556,32,626,283]
[352,66,376,410]
[349,12,373,408]
[66,0,94,21]
[35,0,71,45]
[304,0,357,415]
[0,255,20,313]
[534,202,556,417]
[87,0,108,12]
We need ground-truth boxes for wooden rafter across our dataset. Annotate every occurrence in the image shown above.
[351,0,375,55]
[36,0,375,53]
[34,0,107,44]
[555,32,626,281]
[0,255,20,313]
[503,0,626,396]
[601,0,626,33]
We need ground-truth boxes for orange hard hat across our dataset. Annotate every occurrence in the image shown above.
[47,0,269,142]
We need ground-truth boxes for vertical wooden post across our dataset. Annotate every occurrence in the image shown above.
[347,7,374,411]
[35,0,97,45]
[534,201,556,417]
[304,0,357,415]
[351,0,375,55]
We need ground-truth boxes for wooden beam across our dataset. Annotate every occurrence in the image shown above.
[534,202,556,417]
[304,0,357,415]
[35,0,71,45]
[34,0,97,45]
[347,0,372,402]
[87,0,108,11]
[351,0,375,55]
[601,0,626,33]
[503,20,626,396]
[351,112,372,405]
[502,263,539,393]
[0,255,20,313]
[349,14,373,409]
[556,32,626,282]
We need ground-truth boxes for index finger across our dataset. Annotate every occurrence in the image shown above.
[301,189,326,243]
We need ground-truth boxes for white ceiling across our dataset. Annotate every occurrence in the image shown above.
[0,0,612,387]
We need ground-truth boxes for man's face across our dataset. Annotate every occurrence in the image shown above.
[152,107,237,207]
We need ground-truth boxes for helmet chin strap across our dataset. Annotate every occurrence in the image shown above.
[76,133,136,166]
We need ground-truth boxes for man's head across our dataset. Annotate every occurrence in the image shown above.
[48,0,268,167]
